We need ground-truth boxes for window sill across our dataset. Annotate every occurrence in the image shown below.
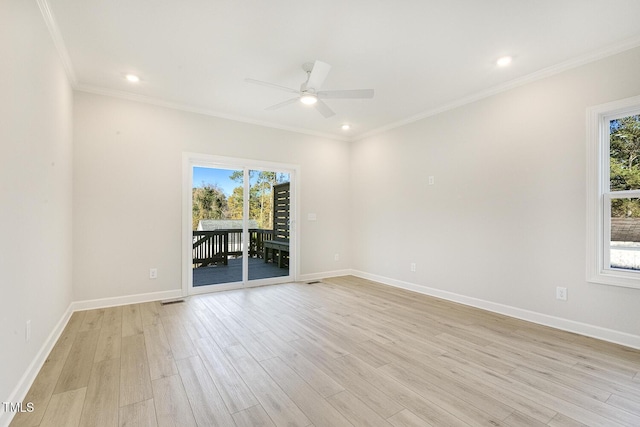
[588,269,640,290]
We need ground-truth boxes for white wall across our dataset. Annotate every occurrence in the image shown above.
[72,92,351,301]
[350,47,640,340]
[0,0,74,412]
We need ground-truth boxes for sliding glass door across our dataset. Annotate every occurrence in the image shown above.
[183,154,296,295]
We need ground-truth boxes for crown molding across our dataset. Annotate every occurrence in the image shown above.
[356,35,640,142]
[75,83,349,142]
[37,0,77,86]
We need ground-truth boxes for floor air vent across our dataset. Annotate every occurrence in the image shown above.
[160,299,185,305]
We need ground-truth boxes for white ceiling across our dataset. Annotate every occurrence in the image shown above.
[45,0,640,140]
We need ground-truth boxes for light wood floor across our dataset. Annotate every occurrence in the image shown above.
[10,276,640,427]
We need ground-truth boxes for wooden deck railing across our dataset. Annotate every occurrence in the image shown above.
[193,228,274,268]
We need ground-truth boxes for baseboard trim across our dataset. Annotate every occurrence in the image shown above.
[71,289,184,311]
[350,270,640,350]
[1,303,74,427]
[298,269,352,283]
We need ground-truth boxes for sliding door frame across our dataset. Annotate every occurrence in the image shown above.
[182,152,300,296]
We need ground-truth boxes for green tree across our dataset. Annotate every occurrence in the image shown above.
[192,184,228,229]
[227,186,244,220]
[610,115,640,217]
[228,171,288,229]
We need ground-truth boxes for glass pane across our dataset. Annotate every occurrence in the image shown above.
[248,170,291,281]
[610,197,640,270]
[192,166,244,286]
[609,114,640,191]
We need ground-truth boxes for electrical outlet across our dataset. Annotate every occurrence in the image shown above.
[410,263,416,272]
[26,320,31,342]
[556,287,567,301]
[149,268,158,279]
[334,253,339,261]
[428,176,435,185]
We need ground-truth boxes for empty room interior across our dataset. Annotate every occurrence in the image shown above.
[3,1,640,426]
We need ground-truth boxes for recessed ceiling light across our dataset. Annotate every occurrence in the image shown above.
[341,124,351,131]
[300,94,318,105]
[125,74,140,83]
[496,56,512,67]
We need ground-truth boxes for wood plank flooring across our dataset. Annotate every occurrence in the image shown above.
[10,276,640,426]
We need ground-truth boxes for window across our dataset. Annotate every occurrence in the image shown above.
[587,95,640,288]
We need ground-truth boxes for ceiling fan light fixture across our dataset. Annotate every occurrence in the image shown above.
[246,60,373,119]
[125,74,140,83]
[341,124,351,130]
[300,94,318,105]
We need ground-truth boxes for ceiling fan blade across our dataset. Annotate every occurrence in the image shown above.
[265,97,299,111]
[317,89,374,99]
[306,60,332,90]
[245,78,299,94]
[314,99,335,118]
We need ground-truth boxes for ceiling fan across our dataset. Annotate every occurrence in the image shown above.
[245,60,374,118]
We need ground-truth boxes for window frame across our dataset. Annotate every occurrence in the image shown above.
[587,95,640,289]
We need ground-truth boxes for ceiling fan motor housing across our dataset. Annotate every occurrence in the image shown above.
[245,59,373,118]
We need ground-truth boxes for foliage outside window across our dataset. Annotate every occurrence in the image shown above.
[607,114,640,271]
[587,95,640,289]
[192,170,288,230]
